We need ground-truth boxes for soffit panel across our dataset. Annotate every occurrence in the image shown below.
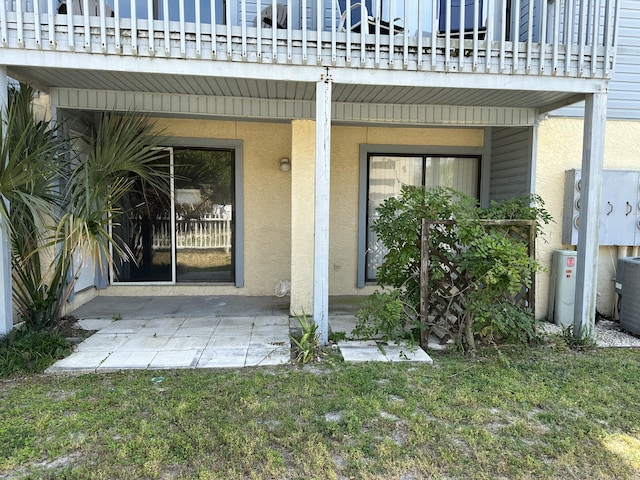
[10,66,583,112]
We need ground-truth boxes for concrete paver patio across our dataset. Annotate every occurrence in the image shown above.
[46,296,433,373]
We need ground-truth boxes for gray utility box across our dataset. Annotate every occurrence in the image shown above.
[616,257,640,335]
[562,169,640,246]
[548,250,577,327]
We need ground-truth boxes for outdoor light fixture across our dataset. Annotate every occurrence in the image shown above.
[279,158,291,172]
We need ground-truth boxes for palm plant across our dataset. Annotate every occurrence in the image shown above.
[1,84,64,330]
[2,83,168,330]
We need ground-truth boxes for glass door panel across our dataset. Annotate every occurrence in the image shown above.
[174,148,234,283]
[112,149,174,283]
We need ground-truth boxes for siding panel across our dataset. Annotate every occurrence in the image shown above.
[551,0,640,119]
[489,127,533,201]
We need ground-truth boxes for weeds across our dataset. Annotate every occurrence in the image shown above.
[0,327,71,377]
[290,311,320,364]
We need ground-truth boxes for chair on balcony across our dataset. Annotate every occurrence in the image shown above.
[336,0,403,35]
[255,3,288,28]
[58,0,113,16]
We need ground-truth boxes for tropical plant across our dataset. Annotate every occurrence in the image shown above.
[290,310,320,364]
[2,83,168,330]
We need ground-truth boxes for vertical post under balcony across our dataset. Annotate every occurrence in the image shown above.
[313,72,332,346]
[0,67,13,336]
[574,92,607,341]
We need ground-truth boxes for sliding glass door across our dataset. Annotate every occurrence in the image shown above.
[112,147,234,284]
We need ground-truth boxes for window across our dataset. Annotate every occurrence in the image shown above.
[365,154,480,282]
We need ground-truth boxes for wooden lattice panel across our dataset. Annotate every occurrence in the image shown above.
[419,219,536,346]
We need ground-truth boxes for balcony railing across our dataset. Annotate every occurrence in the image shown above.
[1,0,618,78]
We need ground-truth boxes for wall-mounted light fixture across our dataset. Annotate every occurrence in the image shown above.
[279,158,291,172]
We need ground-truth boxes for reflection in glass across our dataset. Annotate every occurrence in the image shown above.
[113,151,172,282]
[174,148,234,283]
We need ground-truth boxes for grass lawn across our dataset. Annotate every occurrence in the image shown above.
[1,346,640,479]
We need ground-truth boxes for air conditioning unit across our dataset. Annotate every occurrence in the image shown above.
[616,257,640,335]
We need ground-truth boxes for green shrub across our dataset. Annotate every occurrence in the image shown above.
[360,186,550,352]
[0,328,71,378]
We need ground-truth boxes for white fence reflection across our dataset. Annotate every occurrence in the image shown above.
[147,212,232,252]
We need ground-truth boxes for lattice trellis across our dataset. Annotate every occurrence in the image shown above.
[419,219,536,347]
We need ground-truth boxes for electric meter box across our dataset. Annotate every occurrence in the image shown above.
[562,169,640,246]
[548,250,577,328]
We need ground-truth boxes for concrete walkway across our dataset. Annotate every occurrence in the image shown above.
[46,296,433,373]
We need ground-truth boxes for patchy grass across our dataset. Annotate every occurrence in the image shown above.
[1,347,639,479]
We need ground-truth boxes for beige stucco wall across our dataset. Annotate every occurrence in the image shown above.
[536,117,640,320]
[104,118,484,299]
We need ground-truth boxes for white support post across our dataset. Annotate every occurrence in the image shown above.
[0,67,13,336]
[573,92,607,341]
[313,71,332,346]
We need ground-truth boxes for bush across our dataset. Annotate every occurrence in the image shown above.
[0,328,71,378]
[360,186,551,352]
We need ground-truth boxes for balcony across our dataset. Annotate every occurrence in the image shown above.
[1,1,618,86]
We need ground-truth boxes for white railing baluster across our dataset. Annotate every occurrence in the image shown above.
[564,0,573,75]
[526,0,533,72]
[47,0,55,48]
[82,0,89,50]
[417,0,423,69]
[316,0,321,64]
[211,0,217,58]
[540,0,548,73]
[271,0,276,62]
[257,0,262,60]
[131,0,138,55]
[195,0,201,56]
[388,0,395,67]
[226,0,232,59]
[430,0,437,70]
[486,0,495,72]
[512,0,520,73]
[552,0,559,74]
[374,0,381,67]
[402,0,408,68]
[99,0,106,52]
[499,0,507,72]
[301,0,306,63]
[67,0,75,50]
[16,0,24,47]
[459,0,465,71]
[241,0,247,59]
[287,0,292,62]
[163,0,170,56]
[331,0,336,64]
[114,0,121,53]
[607,0,621,76]
[34,0,41,48]
[147,0,155,55]
[591,0,601,76]
[345,0,351,64]
[179,0,185,56]
[472,0,479,71]
[444,0,450,71]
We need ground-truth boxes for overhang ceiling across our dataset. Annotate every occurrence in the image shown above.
[8,65,586,113]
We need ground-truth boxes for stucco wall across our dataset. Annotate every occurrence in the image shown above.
[106,119,484,298]
[536,117,640,319]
